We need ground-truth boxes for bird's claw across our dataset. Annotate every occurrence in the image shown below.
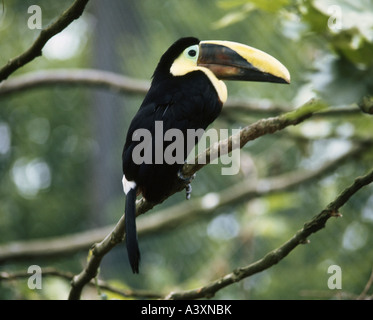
[177,169,196,200]
[185,183,193,200]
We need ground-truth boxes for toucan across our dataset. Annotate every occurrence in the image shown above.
[122,37,290,273]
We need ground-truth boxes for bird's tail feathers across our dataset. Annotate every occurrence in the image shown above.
[125,186,140,273]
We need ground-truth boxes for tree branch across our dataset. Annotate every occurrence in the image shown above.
[0,268,162,299]
[164,167,373,299]
[67,99,329,300]
[0,69,149,96]
[0,69,364,118]
[357,267,373,300]
[182,98,327,176]
[1,142,365,264]
[0,0,90,82]
[0,226,113,263]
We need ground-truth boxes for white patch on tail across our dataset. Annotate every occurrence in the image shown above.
[122,174,136,194]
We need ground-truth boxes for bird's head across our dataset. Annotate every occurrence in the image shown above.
[153,37,290,103]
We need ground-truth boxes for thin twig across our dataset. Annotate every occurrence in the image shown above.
[356,267,373,300]
[0,267,162,299]
[0,0,90,82]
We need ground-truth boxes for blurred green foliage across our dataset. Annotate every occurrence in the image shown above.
[0,0,372,300]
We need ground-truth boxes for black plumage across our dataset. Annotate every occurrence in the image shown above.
[122,37,222,273]
[121,36,290,273]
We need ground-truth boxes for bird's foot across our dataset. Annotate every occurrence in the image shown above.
[177,169,196,183]
[177,169,196,200]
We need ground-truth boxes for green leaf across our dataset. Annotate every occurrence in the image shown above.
[217,0,250,10]
[248,0,291,13]
[214,0,291,29]
[310,54,373,105]
[212,3,255,29]
[309,0,373,66]
[217,0,290,11]
[313,0,373,42]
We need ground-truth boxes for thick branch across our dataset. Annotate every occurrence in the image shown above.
[165,167,373,299]
[0,226,113,263]
[0,0,90,82]
[0,69,149,96]
[0,69,364,118]
[0,69,362,117]
[182,98,327,176]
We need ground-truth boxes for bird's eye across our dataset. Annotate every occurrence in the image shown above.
[188,49,197,57]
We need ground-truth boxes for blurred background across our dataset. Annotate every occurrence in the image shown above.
[0,0,372,299]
